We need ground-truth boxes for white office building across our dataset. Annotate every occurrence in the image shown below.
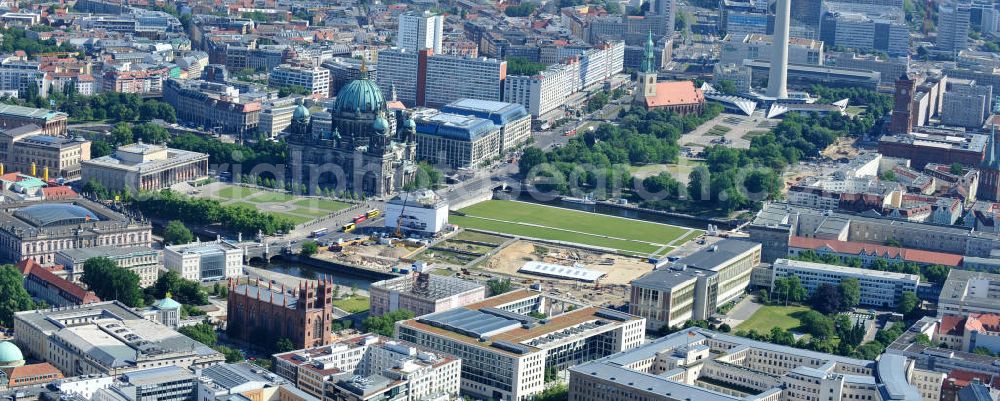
[442,99,532,153]
[937,2,971,55]
[397,289,646,401]
[504,65,577,117]
[942,82,992,128]
[0,58,46,97]
[384,190,449,234]
[273,334,460,401]
[376,48,419,106]
[771,258,920,308]
[937,269,1000,317]
[259,96,301,138]
[397,11,443,54]
[630,240,762,330]
[377,49,507,108]
[719,33,824,66]
[269,65,330,96]
[424,54,506,107]
[164,239,243,281]
[504,42,624,117]
[821,3,909,57]
[411,108,502,168]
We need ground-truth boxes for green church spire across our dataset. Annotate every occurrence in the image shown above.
[642,31,656,73]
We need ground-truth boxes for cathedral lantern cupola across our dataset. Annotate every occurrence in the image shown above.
[290,101,311,137]
[371,116,390,151]
[373,116,389,132]
[403,117,416,142]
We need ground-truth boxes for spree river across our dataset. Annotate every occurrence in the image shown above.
[248,258,374,291]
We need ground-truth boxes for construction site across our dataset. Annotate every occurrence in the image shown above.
[307,225,660,307]
[411,230,660,307]
[368,262,486,317]
[312,235,424,271]
[303,193,711,308]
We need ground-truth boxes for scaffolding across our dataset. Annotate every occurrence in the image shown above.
[373,273,483,301]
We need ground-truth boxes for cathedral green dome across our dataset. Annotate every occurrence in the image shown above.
[0,342,23,365]
[373,116,389,132]
[293,104,310,120]
[333,79,385,114]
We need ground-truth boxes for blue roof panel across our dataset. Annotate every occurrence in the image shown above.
[417,307,522,338]
[442,99,528,126]
[414,112,497,141]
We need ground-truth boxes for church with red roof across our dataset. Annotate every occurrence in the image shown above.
[634,32,705,115]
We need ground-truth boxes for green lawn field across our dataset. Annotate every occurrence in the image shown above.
[653,246,676,257]
[736,305,811,333]
[250,192,296,203]
[450,215,662,254]
[216,186,260,200]
[294,198,352,212]
[229,201,258,209]
[331,295,370,314]
[454,200,702,255]
[272,212,312,225]
[201,184,358,227]
[293,208,334,218]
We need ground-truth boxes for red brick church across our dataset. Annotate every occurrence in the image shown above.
[226,277,334,349]
[634,32,705,115]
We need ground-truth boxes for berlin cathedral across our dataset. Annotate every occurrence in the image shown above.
[286,76,418,197]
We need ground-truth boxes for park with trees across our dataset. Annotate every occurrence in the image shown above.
[0,264,36,327]
[518,104,723,200]
[735,270,919,359]
[80,257,145,308]
[133,189,297,236]
[518,86,890,217]
[177,322,244,362]
[362,309,416,337]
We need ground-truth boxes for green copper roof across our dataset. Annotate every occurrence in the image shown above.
[373,116,389,132]
[642,31,656,74]
[154,297,182,310]
[0,342,23,364]
[985,126,1000,170]
[333,79,385,114]
[293,104,310,120]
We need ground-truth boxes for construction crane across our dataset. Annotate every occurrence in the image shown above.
[394,193,409,239]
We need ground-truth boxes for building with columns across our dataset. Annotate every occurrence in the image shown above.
[164,239,243,282]
[0,104,67,136]
[0,124,91,181]
[81,143,209,192]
